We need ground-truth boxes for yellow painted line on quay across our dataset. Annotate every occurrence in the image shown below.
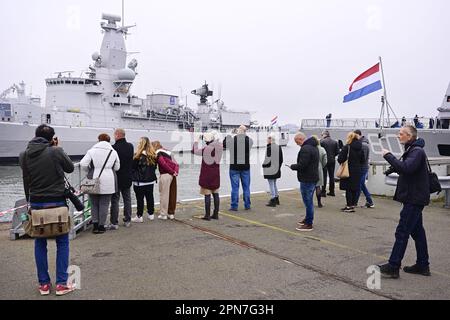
[190,205,450,280]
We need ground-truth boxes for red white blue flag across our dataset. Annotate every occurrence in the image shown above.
[343,63,383,103]
[271,116,278,126]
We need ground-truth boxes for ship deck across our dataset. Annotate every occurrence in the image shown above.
[1,190,449,300]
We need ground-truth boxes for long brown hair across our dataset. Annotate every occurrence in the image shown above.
[346,132,359,145]
[152,141,163,152]
[134,137,156,165]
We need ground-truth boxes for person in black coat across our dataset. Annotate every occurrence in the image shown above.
[262,133,284,207]
[337,132,365,213]
[320,130,340,197]
[289,132,319,231]
[378,126,431,279]
[109,129,134,228]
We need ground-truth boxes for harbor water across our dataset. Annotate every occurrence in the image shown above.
[0,142,301,223]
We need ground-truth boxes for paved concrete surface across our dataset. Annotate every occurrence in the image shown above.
[0,190,449,300]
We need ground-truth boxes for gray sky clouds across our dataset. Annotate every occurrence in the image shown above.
[1,0,449,125]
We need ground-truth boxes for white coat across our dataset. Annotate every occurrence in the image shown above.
[80,141,121,195]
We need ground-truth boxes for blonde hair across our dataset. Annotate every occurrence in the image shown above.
[134,137,156,165]
[346,132,359,145]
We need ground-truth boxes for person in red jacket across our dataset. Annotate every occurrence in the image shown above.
[193,132,223,220]
[152,141,179,220]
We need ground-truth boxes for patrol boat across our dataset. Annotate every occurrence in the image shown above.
[0,13,288,164]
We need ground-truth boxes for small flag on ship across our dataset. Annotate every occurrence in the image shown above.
[271,116,278,126]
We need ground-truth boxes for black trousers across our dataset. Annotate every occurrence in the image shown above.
[133,184,155,217]
[346,190,358,207]
[323,162,336,193]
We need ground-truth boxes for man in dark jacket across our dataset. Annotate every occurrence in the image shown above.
[320,130,340,197]
[19,124,75,296]
[110,129,134,229]
[379,125,431,278]
[354,130,374,208]
[223,125,254,211]
[290,132,319,232]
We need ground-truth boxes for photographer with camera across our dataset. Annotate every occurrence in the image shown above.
[378,125,431,279]
[19,125,76,296]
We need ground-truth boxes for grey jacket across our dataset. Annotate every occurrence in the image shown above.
[19,137,74,200]
[360,136,370,170]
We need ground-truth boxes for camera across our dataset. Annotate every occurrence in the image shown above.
[384,166,396,176]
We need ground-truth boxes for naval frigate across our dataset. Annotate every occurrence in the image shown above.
[0,13,289,164]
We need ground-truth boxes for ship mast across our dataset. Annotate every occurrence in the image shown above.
[122,0,125,27]
[378,56,398,135]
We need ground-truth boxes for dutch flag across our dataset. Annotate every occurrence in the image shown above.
[271,116,278,126]
[343,63,383,103]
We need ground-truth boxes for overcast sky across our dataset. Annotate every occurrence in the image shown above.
[1,0,449,125]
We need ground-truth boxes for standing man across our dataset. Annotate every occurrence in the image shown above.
[379,125,431,278]
[290,132,319,232]
[19,125,76,296]
[110,129,134,229]
[320,130,340,197]
[354,130,374,208]
[224,125,254,211]
[326,114,332,128]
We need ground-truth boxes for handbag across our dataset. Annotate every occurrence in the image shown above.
[24,206,71,238]
[426,157,442,194]
[336,146,350,179]
[80,150,113,195]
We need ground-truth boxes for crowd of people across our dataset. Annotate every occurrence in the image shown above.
[19,123,432,295]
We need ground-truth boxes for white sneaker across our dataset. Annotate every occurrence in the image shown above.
[168,215,175,220]
[131,216,144,223]
[148,214,155,221]
[158,214,168,220]
[106,224,119,231]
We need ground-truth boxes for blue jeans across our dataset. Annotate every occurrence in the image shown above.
[267,179,279,199]
[300,182,316,225]
[355,168,373,205]
[35,234,70,285]
[230,170,251,209]
[389,203,429,269]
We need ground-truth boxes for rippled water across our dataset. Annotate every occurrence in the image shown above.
[0,144,301,223]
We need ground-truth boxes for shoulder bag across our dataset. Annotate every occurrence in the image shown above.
[80,150,113,195]
[336,146,350,179]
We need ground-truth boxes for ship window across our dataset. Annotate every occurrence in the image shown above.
[1,118,4,121]
[78,81,84,85]
[447,96,450,102]
[7,118,10,121]
[65,80,70,84]
[72,81,77,85]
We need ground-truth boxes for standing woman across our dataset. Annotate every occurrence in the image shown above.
[262,133,283,207]
[152,141,179,220]
[337,132,365,213]
[80,134,120,234]
[131,137,158,223]
[193,132,223,220]
[312,136,327,208]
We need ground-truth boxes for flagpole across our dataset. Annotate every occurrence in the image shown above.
[379,56,391,126]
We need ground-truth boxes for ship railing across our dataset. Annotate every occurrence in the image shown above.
[301,117,443,130]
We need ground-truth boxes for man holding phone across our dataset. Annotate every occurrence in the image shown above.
[289,132,319,232]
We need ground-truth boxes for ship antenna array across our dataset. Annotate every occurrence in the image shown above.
[378,56,398,135]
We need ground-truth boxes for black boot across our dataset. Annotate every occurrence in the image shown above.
[92,223,99,234]
[211,193,220,220]
[202,195,211,221]
[275,196,280,205]
[378,263,400,279]
[266,198,276,207]
[97,225,106,234]
[403,264,431,276]
[316,192,323,208]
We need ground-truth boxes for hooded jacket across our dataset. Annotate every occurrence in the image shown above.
[156,149,179,176]
[338,139,365,191]
[19,137,74,202]
[80,141,121,195]
[384,138,430,206]
[290,137,319,183]
[360,136,370,170]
